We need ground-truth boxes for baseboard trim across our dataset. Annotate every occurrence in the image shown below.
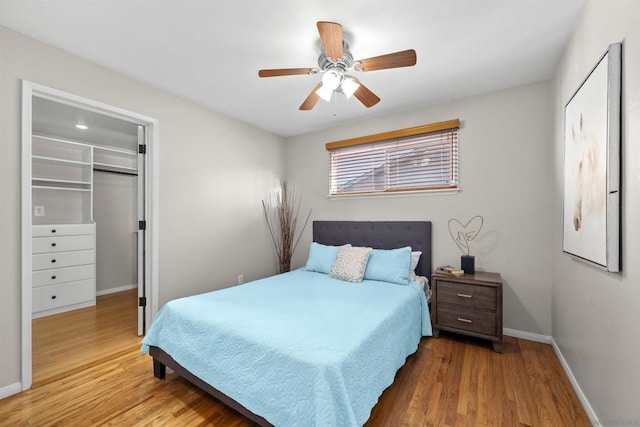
[503,328,598,425]
[550,338,599,426]
[0,382,22,400]
[96,284,137,296]
[503,328,552,343]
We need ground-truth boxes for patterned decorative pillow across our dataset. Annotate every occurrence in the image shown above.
[329,246,373,283]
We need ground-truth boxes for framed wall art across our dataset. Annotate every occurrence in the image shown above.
[563,42,621,272]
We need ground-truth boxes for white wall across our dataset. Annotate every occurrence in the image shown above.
[286,81,552,336]
[0,26,285,392]
[550,0,640,424]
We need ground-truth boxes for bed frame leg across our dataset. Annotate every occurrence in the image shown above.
[153,358,166,379]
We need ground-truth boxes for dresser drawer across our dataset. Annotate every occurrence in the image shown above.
[32,279,95,314]
[32,234,95,254]
[437,280,496,310]
[32,223,95,237]
[32,264,95,288]
[436,304,496,336]
[32,250,95,271]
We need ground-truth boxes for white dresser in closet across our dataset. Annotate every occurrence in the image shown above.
[32,223,96,318]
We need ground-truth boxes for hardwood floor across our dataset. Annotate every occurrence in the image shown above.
[32,289,140,387]
[4,294,591,426]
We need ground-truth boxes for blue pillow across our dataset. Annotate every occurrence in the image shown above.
[304,242,350,274]
[363,246,412,285]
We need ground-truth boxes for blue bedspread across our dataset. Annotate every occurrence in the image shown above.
[141,269,432,426]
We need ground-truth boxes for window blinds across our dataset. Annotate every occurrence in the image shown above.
[327,120,459,196]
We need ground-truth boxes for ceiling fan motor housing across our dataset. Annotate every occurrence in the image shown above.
[318,41,354,72]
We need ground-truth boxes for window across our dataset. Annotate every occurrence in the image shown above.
[326,119,459,196]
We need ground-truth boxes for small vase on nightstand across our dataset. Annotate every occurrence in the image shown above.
[461,255,475,274]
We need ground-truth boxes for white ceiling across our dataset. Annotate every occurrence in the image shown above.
[33,97,139,150]
[0,0,587,137]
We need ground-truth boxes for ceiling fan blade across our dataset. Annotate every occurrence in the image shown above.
[317,21,343,61]
[299,83,323,110]
[353,81,380,108]
[355,49,417,72]
[258,68,316,78]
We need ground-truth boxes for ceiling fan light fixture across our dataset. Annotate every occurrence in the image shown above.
[321,69,342,91]
[316,83,334,102]
[341,76,360,99]
[316,68,343,102]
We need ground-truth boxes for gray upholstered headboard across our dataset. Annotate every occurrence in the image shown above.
[312,221,432,277]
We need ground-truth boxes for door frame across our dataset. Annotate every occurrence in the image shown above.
[20,81,160,391]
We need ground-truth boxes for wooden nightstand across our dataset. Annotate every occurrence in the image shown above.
[431,271,503,352]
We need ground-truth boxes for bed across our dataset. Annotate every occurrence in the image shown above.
[142,220,432,426]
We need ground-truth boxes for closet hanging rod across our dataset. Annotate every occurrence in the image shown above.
[93,167,138,176]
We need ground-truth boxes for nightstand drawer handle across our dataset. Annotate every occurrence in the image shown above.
[457,293,472,298]
[457,317,473,323]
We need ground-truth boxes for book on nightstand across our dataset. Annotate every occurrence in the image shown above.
[434,265,464,277]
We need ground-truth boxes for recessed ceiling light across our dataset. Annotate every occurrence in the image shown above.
[75,124,88,130]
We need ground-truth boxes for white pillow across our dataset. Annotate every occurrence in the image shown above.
[409,251,422,281]
[329,246,372,283]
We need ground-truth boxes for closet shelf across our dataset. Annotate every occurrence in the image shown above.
[93,144,137,156]
[32,185,92,192]
[32,155,92,167]
[33,134,93,149]
[93,162,138,175]
[33,177,91,185]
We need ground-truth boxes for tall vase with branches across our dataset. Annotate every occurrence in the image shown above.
[262,182,312,273]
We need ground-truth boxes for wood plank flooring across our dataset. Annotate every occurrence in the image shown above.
[32,289,140,387]
[4,291,591,426]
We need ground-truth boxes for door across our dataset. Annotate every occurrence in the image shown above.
[137,126,146,336]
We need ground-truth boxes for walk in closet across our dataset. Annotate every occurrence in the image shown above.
[21,82,158,390]
[30,97,141,318]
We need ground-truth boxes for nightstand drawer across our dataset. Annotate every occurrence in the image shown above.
[436,304,496,336]
[437,280,496,310]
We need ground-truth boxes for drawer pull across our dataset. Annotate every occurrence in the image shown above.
[51,242,57,247]
[51,275,57,280]
[457,317,472,323]
[457,293,472,298]
[51,229,57,233]
[51,259,56,264]
[51,295,57,300]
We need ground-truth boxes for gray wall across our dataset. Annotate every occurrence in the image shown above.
[93,171,137,293]
[0,26,285,391]
[550,0,640,424]
[286,81,553,336]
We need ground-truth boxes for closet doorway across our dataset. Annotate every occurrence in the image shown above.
[21,81,159,390]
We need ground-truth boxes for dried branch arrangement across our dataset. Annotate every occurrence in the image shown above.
[262,182,312,273]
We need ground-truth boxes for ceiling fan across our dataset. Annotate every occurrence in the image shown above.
[258,21,417,111]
